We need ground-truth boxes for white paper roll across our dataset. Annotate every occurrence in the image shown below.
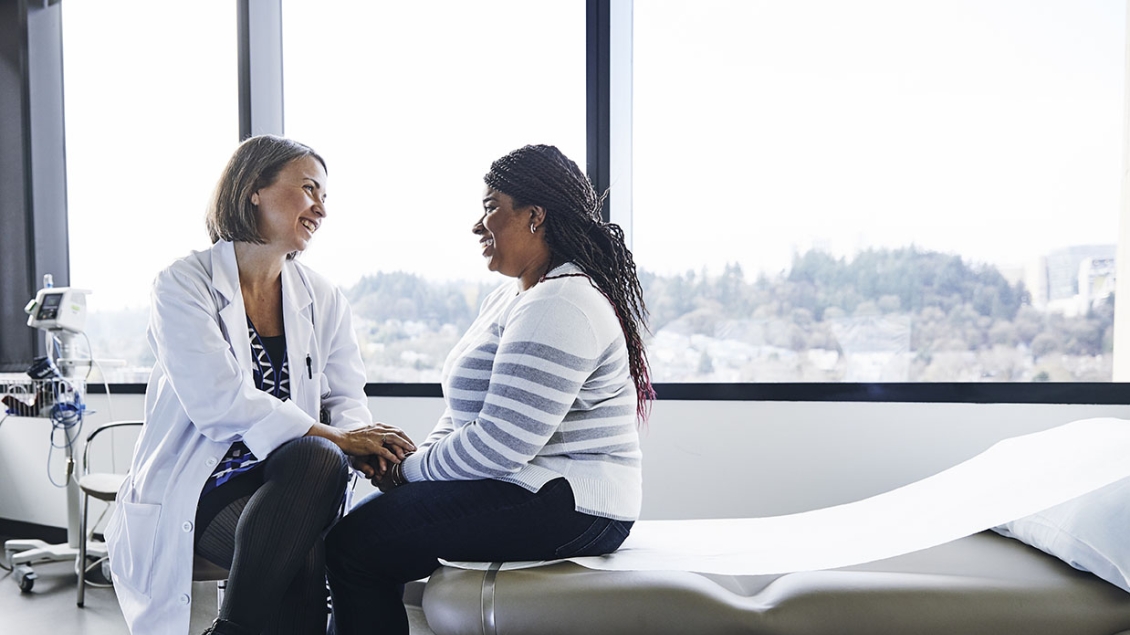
[445,417,1130,575]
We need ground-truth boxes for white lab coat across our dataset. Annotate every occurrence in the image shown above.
[105,240,372,635]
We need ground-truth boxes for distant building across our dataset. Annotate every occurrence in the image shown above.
[1025,256,1049,309]
[1028,245,1116,315]
[1078,257,1116,309]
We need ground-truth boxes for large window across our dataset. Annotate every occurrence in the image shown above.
[633,0,1125,383]
[62,2,237,382]
[281,0,587,381]
[55,1,1129,395]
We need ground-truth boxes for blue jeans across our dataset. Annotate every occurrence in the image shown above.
[324,477,633,635]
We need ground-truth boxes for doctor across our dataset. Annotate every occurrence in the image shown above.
[106,135,414,635]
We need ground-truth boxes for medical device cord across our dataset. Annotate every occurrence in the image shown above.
[0,413,8,572]
[80,331,115,423]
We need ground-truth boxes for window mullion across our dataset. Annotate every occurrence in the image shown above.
[1114,2,1130,382]
[237,0,284,139]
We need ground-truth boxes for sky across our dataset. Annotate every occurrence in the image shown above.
[631,0,1127,279]
[59,0,1127,312]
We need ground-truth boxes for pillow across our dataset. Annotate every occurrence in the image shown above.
[993,476,1130,593]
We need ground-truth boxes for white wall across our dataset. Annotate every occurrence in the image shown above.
[2,393,1129,536]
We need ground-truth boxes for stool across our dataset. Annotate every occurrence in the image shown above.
[77,420,142,607]
[77,421,230,610]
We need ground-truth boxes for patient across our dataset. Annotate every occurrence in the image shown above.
[325,144,654,635]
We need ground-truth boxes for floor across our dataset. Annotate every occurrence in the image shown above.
[0,535,437,634]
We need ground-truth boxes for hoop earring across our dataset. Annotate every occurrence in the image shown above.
[530,223,538,234]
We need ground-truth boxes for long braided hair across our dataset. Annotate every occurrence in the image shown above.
[484,144,655,422]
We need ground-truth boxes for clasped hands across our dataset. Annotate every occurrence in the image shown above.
[338,423,416,491]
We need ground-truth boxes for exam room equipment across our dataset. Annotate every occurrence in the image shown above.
[3,277,93,593]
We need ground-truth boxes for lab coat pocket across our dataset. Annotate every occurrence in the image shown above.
[107,501,162,597]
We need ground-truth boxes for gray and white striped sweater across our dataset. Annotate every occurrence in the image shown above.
[400,262,643,521]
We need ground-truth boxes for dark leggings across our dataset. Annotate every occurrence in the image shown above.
[325,477,633,635]
[194,435,350,635]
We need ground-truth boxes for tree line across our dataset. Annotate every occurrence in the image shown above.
[85,246,1115,382]
[637,247,1113,359]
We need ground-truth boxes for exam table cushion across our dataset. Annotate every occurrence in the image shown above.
[994,475,1130,594]
[422,531,1130,635]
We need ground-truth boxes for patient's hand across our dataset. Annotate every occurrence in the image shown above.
[350,439,413,485]
[350,454,384,479]
[372,467,398,493]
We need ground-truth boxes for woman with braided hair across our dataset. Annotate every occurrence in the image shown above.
[325,144,653,635]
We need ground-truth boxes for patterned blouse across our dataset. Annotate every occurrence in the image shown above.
[200,317,290,495]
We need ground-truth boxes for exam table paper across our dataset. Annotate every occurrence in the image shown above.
[444,417,1130,575]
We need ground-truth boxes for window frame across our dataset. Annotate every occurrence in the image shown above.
[17,0,1130,404]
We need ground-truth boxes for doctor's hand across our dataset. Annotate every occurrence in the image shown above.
[310,422,416,467]
[340,423,415,458]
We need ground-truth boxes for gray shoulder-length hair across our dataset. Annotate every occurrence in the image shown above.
[206,135,326,247]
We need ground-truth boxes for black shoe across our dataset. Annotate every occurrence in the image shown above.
[201,618,258,635]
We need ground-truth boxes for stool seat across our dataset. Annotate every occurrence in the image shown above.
[193,555,230,582]
[79,473,126,502]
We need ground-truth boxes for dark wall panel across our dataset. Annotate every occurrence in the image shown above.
[0,0,68,372]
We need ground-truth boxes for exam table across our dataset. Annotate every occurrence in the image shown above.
[421,420,1130,634]
[421,530,1130,635]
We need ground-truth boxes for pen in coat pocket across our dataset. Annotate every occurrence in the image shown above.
[306,354,312,379]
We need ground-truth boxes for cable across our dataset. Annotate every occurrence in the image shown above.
[81,332,94,381]
[81,331,115,423]
[46,384,84,488]
[0,506,12,570]
[47,332,62,377]
[46,333,79,396]
[78,556,113,587]
[79,330,119,474]
[0,408,18,572]
[71,502,114,586]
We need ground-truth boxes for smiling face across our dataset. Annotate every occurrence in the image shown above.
[475,187,551,289]
[250,155,327,255]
